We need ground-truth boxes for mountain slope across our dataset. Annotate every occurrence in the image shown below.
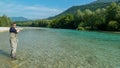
[10,17,30,21]
[48,0,120,19]
[96,0,119,2]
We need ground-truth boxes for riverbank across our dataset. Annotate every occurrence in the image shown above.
[77,29,120,34]
[0,27,23,32]
[0,27,9,32]
[94,30,120,34]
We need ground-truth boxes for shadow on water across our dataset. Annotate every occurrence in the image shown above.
[0,50,9,58]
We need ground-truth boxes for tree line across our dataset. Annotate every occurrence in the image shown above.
[17,19,50,27]
[1,2,120,31]
[17,2,120,31]
[0,15,12,26]
[49,2,120,31]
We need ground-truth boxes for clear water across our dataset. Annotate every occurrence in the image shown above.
[0,27,120,68]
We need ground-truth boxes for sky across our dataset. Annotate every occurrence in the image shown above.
[0,0,96,19]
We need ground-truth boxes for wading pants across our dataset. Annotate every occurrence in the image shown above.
[9,33,18,58]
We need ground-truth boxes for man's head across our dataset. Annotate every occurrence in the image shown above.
[11,23,16,28]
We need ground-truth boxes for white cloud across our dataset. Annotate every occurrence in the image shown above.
[0,1,63,19]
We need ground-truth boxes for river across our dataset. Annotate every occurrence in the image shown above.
[0,27,120,68]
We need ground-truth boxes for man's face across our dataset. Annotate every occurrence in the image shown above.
[13,24,16,28]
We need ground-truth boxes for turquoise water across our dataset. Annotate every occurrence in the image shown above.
[0,27,120,68]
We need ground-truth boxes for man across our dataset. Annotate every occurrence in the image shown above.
[9,23,20,60]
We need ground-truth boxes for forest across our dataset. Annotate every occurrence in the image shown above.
[0,2,120,31]
[0,15,12,27]
[49,2,120,31]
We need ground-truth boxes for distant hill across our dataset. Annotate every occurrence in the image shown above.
[10,17,30,22]
[48,0,120,19]
[95,0,119,3]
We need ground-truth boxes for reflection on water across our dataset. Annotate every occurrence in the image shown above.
[0,28,120,68]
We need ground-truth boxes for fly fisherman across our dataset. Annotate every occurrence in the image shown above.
[9,23,20,60]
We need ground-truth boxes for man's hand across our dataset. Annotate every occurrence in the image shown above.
[17,29,20,33]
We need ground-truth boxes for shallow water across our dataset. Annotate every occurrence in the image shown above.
[0,27,120,68]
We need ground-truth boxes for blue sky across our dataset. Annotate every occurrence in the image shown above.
[0,0,96,19]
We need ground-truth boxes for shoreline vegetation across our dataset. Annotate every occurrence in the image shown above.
[0,2,120,32]
[16,2,120,31]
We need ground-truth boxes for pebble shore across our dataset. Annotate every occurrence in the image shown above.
[0,27,23,32]
[0,27,9,32]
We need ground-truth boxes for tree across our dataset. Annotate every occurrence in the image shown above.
[93,8,106,30]
[114,4,120,23]
[74,10,84,28]
[0,15,12,27]
[82,9,95,30]
[107,21,119,31]
[106,2,117,23]
[13,2,120,31]
[49,14,75,29]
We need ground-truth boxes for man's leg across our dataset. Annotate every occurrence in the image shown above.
[10,38,17,59]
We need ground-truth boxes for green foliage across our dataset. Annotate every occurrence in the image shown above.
[49,14,75,29]
[16,21,33,26]
[77,3,120,31]
[107,21,120,31]
[82,9,95,30]
[16,19,49,27]
[0,15,12,27]
[77,26,85,30]
[74,10,84,28]
[106,2,118,22]
[92,8,106,30]
[14,2,120,31]
[32,20,49,27]
[49,2,115,19]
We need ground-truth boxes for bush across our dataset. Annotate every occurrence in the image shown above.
[77,27,85,30]
[107,21,119,31]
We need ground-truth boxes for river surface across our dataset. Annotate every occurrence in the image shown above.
[0,27,120,68]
